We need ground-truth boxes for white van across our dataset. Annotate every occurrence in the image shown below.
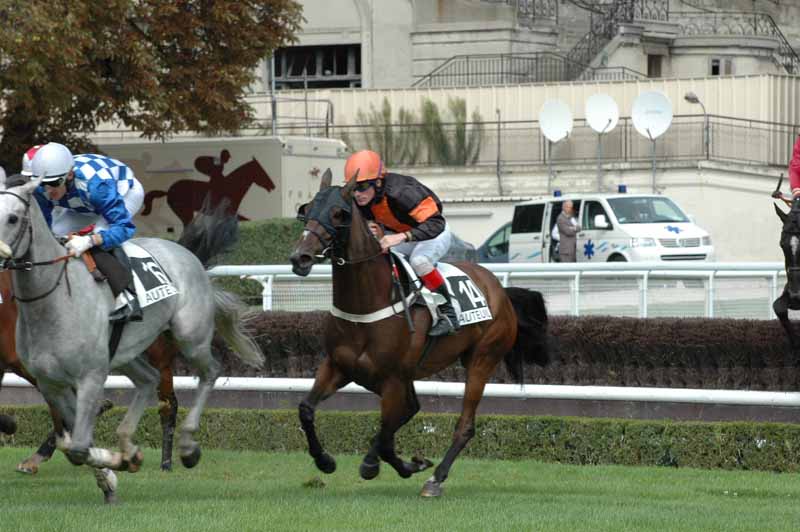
[507,192,714,262]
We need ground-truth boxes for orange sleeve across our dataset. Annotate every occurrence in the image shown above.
[408,196,439,223]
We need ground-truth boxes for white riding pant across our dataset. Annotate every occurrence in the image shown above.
[391,224,453,277]
[51,178,144,237]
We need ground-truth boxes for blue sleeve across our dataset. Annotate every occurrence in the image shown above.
[33,187,54,228]
[87,178,136,250]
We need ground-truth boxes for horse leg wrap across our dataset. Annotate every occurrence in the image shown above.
[93,468,118,504]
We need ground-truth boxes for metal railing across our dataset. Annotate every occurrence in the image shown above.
[672,11,800,75]
[209,262,787,320]
[412,52,645,88]
[334,113,800,169]
[480,0,559,27]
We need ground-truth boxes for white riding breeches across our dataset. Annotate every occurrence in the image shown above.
[51,178,145,237]
[392,224,453,277]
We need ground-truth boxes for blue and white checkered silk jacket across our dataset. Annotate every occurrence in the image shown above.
[34,154,136,250]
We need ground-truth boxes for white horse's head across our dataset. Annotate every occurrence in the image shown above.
[0,177,42,259]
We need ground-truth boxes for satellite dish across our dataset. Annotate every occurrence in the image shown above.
[586,93,619,134]
[539,100,573,143]
[631,91,673,140]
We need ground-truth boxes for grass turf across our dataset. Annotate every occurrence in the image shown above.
[1,448,799,532]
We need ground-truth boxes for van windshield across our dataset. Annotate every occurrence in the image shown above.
[607,197,689,224]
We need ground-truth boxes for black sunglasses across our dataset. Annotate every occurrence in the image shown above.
[354,181,374,192]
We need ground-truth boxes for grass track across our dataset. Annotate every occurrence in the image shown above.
[1,447,799,532]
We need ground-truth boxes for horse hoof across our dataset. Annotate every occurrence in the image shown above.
[160,460,173,472]
[66,447,89,466]
[420,479,443,498]
[411,455,434,473]
[103,491,118,505]
[125,450,144,474]
[181,446,202,469]
[314,453,336,474]
[97,399,114,417]
[15,462,38,475]
[359,460,380,480]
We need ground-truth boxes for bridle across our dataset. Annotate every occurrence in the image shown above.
[300,208,385,267]
[0,190,72,302]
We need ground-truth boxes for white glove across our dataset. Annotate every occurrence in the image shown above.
[66,235,94,257]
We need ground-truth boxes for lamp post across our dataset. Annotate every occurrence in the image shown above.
[684,91,709,160]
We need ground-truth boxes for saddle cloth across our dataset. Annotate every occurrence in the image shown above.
[392,250,493,327]
[121,241,179,308]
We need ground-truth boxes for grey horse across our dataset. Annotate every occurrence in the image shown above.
[0,178,264,503]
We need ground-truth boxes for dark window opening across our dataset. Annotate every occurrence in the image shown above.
[512,204,545,233]
[273,44,361,89]
[647,54,662,78]
[710,58,720,76]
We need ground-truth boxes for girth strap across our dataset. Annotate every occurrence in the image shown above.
[330,291,417,323]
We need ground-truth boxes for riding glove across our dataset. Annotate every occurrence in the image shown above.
[66,235,94,257]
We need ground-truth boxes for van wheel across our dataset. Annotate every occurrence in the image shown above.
[607,255,627,262]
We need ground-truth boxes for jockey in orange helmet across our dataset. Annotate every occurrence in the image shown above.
[344,150,459,336]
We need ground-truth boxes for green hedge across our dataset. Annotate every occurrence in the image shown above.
[3,406,800,472]
[212,217,304,301]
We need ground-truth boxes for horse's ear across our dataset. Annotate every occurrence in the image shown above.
[341,174,357,200]
[319,168,332,191]
[775,203,789,225]
[20,177,42,197]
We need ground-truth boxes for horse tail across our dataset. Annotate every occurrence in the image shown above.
[0,414,17,435]
[503,286,549,383]
[141,190,168,216]
[212,288,265,369]
[177,196,237,267]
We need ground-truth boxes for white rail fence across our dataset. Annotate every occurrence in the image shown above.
[4,375,800,408]
[209,262,787,320]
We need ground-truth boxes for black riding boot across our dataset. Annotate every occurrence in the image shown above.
[108,248,143,323]
[428,285,460,337]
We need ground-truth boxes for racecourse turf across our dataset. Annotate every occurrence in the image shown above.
[1,447,799,532]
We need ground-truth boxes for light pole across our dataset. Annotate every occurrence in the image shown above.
[684,91,709,160]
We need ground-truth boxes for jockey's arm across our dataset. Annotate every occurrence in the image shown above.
[407,196,445,241]
[88,179,135,250]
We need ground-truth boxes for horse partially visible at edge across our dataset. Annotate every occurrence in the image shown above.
[0,178,264,503]
[289,170,548,497]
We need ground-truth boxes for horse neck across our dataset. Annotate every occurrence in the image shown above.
[12,200,79,309]
[332,207,393,314]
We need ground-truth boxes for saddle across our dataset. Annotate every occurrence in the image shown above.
[68,225,132,299]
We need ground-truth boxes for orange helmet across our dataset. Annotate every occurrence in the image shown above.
[344,150,385,182]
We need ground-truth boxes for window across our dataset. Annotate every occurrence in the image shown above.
[710,58,732,76]
[512,204,545,233]
[647,54,662,78]
[273,44,361,89]
[608,197,689,224]
[582,201,610,230]
[485,223,511,257]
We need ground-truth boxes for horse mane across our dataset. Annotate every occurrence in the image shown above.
[177,196,238,268]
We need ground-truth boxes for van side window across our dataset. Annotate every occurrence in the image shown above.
[583,201,610,230]
[512,204,545,233]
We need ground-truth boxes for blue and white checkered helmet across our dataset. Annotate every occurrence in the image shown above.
[31,142,73,183]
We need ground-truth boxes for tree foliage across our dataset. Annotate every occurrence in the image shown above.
[0,0,303,171]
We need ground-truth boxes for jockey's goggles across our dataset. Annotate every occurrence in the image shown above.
[354,181,375,193]
[42,176,66,188]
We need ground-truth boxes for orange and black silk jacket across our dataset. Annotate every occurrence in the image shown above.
[359,172,445,241]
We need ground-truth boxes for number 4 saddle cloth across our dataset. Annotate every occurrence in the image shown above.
[392,250,493,328]
[121,241,180,308]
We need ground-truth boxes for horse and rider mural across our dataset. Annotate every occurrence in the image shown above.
[140,149,276,228]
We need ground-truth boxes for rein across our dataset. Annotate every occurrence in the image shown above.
[0,190,74,302]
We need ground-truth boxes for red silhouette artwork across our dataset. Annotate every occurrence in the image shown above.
[141,150,276,227]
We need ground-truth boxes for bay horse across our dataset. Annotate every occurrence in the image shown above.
[0,268,180,474]
[289,171,548,497]
[0,178,263,503]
